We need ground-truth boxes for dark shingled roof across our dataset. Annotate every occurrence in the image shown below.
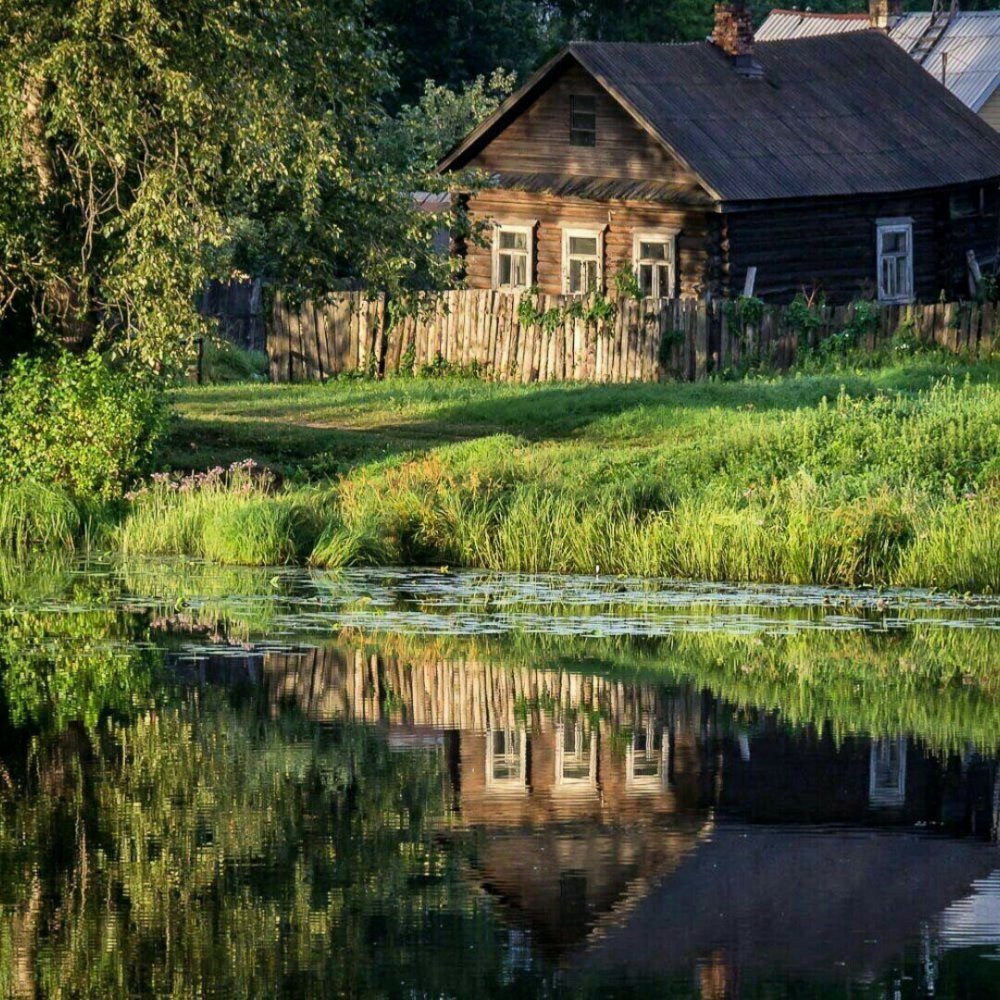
[440,32,1000,203]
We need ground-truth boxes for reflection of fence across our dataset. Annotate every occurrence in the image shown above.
[267,289,998,383]
[263,647,674,733]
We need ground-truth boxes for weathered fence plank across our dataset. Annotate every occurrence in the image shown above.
[267,290,995,383]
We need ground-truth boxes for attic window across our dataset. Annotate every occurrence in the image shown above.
[569,95,596,147]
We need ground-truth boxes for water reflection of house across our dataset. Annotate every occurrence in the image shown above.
[205,642,1000,980]
[263,645,718,954]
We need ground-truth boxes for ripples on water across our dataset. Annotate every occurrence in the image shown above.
[1,561,999,997]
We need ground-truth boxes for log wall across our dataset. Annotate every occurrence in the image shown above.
[267,289,998,384]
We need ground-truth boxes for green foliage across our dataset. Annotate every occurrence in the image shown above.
[117,461,316,565]
[612,263,643,303]
[198,337,269,384]
[785,292,826,340]
[0,0,451,370]
[723,294,765,341]
[379,69,516,174]
[0,351,164,504]
[0,482,81,557]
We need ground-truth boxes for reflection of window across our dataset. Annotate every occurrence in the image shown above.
[486,728,527,793]
[555,722,596,790]
[633,233,676,299]
[877,218,914,304]
[569,95,596,146]
[626,719,669,793]
[563,229,603,294]
[493,224,532,290]
[869,737,907,808]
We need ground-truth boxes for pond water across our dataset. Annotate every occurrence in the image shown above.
[2,561,1000,997]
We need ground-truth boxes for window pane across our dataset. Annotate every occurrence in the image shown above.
[569,236,597,256]
[569,259,583,293]
[499,230,527,250]
[499,255,512,286]
[657,264,672,297]
[638,263,654,296]
[583,260,597,292]
[882,231,905,254]
[569,95,596,146]
[881,258,894,298]
[511,253,527,287]
[639,241,667,261]
[894,257,908,295]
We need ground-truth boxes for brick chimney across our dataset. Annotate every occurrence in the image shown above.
[712,3,763,77]
[869,0,903,29]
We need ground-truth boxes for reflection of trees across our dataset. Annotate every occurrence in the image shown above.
[0,691,502,996]
[0,605,158,730]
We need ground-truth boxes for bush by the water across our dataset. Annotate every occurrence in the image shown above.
[0,352,164,552]
[0,351,164,504]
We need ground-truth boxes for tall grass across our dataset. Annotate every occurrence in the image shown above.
[0,482,82,557]
[117,461,322,566]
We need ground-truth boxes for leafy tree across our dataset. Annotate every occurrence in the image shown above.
[379,69,517,175]
[0,0,453,370]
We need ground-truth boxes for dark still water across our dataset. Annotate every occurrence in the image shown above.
[2,562,1000,997]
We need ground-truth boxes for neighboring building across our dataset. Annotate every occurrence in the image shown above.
[758,2,1000,130]
[438,4,1000,304]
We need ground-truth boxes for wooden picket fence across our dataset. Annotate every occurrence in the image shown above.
[267,289,998,383]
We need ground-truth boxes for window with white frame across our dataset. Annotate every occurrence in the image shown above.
[563,229,603,294]
[876,218,914,304]
[486,728,527,793]
[633,232,677,299]
[493,224,532,290]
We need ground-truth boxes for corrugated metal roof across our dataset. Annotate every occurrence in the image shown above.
[440,33,1000,204]
[756,10,870,41]
[758,9,1000,113]
[890,12,1000,112]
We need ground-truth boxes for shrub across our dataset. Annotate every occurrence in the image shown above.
[199,336,269,383]
[0,351,165,504]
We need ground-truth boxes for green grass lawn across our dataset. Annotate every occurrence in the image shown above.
[163,356,1000,481]
[134,356,1000,591]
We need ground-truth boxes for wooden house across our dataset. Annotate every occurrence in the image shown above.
[438,4,1000,304]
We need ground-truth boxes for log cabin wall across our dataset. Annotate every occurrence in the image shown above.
[466,63,700,185]
[723,193,943,304]
[464,188,721,299]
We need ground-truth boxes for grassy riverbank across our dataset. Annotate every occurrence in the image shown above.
[7,356,1000,591]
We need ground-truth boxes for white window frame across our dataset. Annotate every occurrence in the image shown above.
[485,728,528,794]
[492,222,534,291]
[562,227,604,295]
[632,231,678,299]
[876,217,914,304]
[554,722,597,792]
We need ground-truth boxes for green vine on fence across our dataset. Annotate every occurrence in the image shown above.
[784,292,826,341]
[516,282,621,337]
[723,294,765,344]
